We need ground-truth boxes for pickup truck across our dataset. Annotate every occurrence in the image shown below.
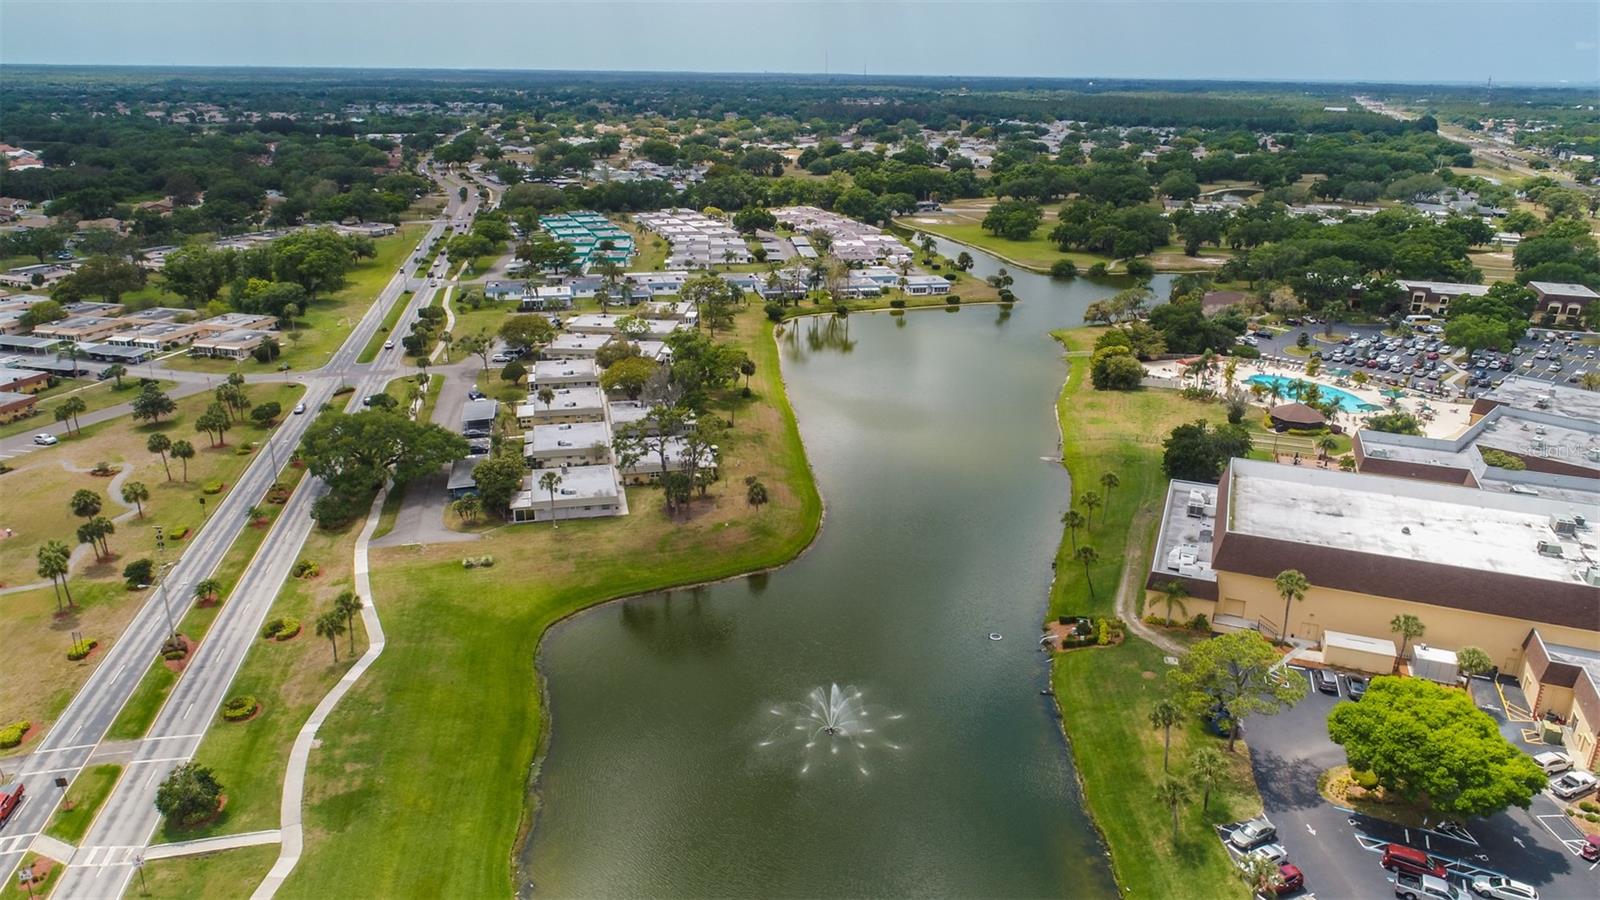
[1395,871,1463,900]
[0,782,24,827]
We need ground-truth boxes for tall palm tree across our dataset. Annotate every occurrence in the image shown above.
[121,481,150,519]
[1075,545,1100,601]
[36,541,73,612]
[1099,472,1120,508]
[1315,433,1338,461]
[1061,509,1085,550]
[147,433,173,481]
[1154,774,1191,843]
[315,611,346,662]
[334,591,364,656]
[539,470,563,525]
[61,395,87,433]
[70,489,103,520]
[104,363,127,388]
[1160,580,1189,625]
[1149,698,1182,772]
[1390,613,1425,659]
[1189,745,1228,813]
[171,440,195,481]
[1273,569,1309,643]
[1079,491,1102,529]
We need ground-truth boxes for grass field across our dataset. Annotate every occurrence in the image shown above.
[0,378,178,441]
[136,844,281,899]
[45,763,123,844]
[163,225,425,374]
[274,305,821,898]
[1048,328,1259,897]
[1048,328,1228,619]
[0,383,304,740]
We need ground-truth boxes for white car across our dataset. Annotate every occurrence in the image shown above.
[384,340,395,350]
[1228,817,1276,850]
[1550,770,1598,800]
[32,433,58,446]
[1469,875,1538,900]
[1532,751,1572,775]
[1244,843,1288,867]
[292,401,307,415]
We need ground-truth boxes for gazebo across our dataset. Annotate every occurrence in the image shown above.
[1268,402,1326,430]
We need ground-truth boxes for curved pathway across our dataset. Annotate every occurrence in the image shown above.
[0,459,143,596]
[252,486,389,899]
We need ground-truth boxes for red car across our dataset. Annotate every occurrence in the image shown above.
[1272,863,1305,895]
[1582,834,1600,863]
[0,782,23,828]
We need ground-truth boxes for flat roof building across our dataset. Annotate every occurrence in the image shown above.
[32,316,124,343]
[0,389,38,423]
[544,332,611,359]
[530,358,601,390]
[191,329,272,359]
[524,420,613,468]
[0,366,50,393]
[517,385,607,426]
[509,464,626,523]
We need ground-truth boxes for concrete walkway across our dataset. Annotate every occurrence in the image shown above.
[142,830,280,861]
[252,486,390,899]
[32,835,76,864]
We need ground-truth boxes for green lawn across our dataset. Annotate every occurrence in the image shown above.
[1050,328,1228,619]
[276,308,821,898]
[1049,328,1259,898]
[1054,640,1256,899]
[163,225,425,374]
[45,763,123,844]
[356,290,414,364]
[135,844,281,899]
[0,378,177,440]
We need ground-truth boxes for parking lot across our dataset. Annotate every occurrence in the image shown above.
[1247,320,1599,397]
[1237,667,1597,899]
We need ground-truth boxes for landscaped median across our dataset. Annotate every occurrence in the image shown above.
[1047,326,1260,898]
[45,763,123,844]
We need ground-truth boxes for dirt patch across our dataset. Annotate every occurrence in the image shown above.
[1141,670,1157,680]
[15,856,54,890]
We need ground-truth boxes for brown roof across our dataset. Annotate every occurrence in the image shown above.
[1269,402,1326,426]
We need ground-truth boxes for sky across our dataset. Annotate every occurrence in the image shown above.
[1,1,1597,85]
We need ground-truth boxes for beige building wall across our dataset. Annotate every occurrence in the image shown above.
[1214,571,1597,673]
[1570,703,1598,770]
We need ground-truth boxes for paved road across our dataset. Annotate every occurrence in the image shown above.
[1,163,480,897]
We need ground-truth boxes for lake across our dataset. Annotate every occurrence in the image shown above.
[520,247,1170,897]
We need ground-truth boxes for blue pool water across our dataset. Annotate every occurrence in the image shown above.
[1246,374,1381,413]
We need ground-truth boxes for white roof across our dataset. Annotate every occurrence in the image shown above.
[1412,643,1458,664]
[1323,630,1397,657]
[1529,281,1600,298]
[524,420,612,454]
[532,358,599,380]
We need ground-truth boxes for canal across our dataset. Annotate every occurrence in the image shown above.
[521,246,1170,897]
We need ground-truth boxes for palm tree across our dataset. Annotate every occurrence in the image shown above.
[538,470,563,525]
[61,395,87,433]
[746,479,769,509]
[70,488,103,520]
[245,505,266,525]
[1273,569,1309,644]
[1154,774,1191,843]
[452,496,482,522]
[334,591,363,656]
[1315,433,1338,461]
[1099,472,1120,508]
[193,578,221,605]
[104,363,127,388]
[1061,509,1085,550]
[36,541,73,612]
[1189,745,1228,814]
[148,433,174,481]
[1075,545,1100,602]
[1079,491,1102,529]
[537,386,555,412]
[121,481,150,519]
[1390,613,1425,659]
[1149,698,1182,772]
[315,611,346,662]
[1160,580,1189,625]
[171,440,195,481]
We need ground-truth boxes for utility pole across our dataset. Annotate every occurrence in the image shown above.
[154,526,177,644]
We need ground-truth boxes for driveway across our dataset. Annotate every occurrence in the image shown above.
[1245,667,1598,899]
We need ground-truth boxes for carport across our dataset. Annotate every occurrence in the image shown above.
[1322,630,1397,674]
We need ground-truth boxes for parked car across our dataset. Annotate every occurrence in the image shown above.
[1271,863,1305,896]
[1312,669,1339,694]
[1532,751,1572,775]
[1468,875,1538,900]
[1581,834,1600,862]
[1382,843,1448,879]
[1549,770,1598,799]
[32,433,58,446]
[1346,675,1368,701]
[1246,843,1289,867]
[1395,871,1464,900]
[1228,816,1276,849]
[466,389,486,401]
[0,781,23,827]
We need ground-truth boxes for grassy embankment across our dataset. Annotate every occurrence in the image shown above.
[136,844,282,899]
[1048,327,1258,898]
[163,224,425,374]
[0,383,304,746]
[266,304,820,898]
[44,763,123,844]
[0,378,177,441]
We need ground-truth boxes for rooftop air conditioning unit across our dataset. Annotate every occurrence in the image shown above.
[1552,516,1578,538]
[1583,566,1600,588]
[1536,540,1565,558]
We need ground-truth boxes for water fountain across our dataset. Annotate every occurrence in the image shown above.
[758,684,903,777]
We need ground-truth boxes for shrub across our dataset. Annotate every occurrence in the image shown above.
[1579,800,1600,813]
[0,720,29,748]
[1124,259,1154,279]
[945,295,961,305]
[1096,620,1110,646]
[462,555,496,569]
[68,639,98,661]
[167,524,191,541]
[1352,769,1381,790]
[91,460,116,476]
[261,618,287,639]
[123,558,155,589]
[274,617,301,640]
[222,696,260,722]
[163,649,186,661]
[291,560,319,578]
[1188,614,1211,632]
[202,481,224,494]
[1050,259,1078,279]
[889,299,906,309]
[1230,344,1262,359]
[763,301,784,322]
[1086,262,1109,277]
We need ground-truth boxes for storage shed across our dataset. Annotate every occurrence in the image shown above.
[1410,643,1460,684]
[1322,630,1397,674]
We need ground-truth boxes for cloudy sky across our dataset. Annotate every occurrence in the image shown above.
[2,1,1596,84]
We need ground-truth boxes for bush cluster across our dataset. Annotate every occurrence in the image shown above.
[222,695,260,721]
[888,299,906,309]
[291,560,319,578]
[462,555,496,569]
[261,616,301,640]
[0,720,29,749]
[202,480,224,494]
[67,639,98,661]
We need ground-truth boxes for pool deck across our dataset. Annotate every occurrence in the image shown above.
[1143,358,1472,439]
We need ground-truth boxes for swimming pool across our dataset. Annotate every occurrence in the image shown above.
[1245,374,1381,413]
